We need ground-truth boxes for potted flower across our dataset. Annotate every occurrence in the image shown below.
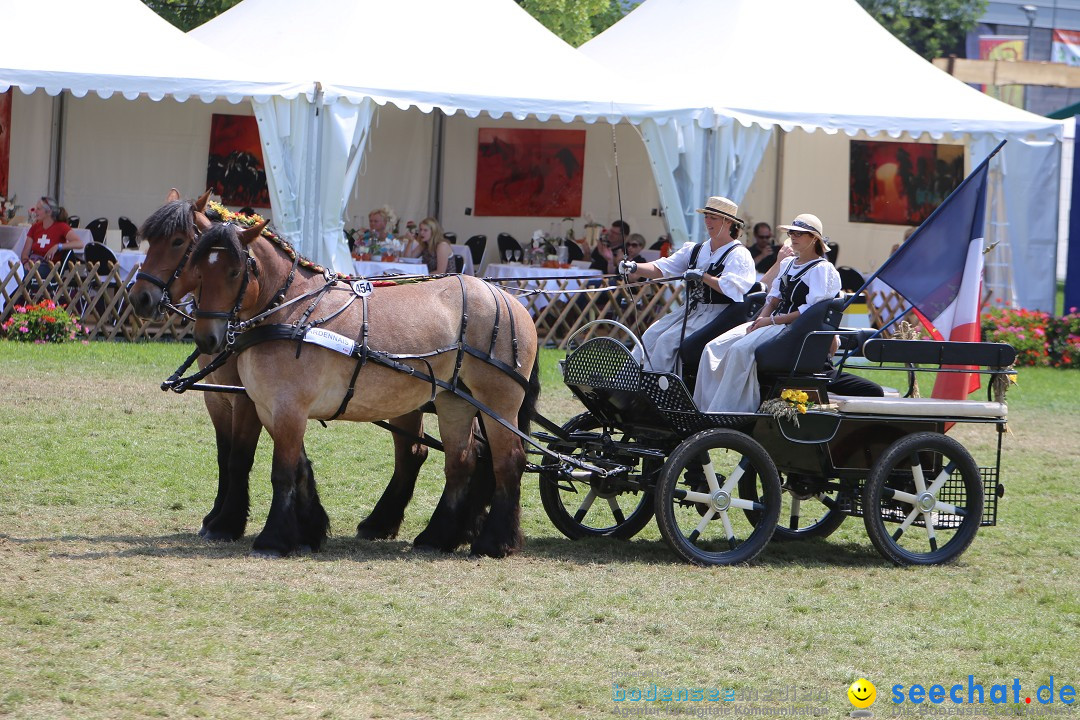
[0,194,21,224]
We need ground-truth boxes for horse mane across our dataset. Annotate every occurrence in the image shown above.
[191,223,244,267]
[139,199,194,241]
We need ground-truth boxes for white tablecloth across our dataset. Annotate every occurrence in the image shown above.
[0,225,28,252]
[485,263,604,312]
[0,249,24,314]
[352,260,429,277]
[115,251,146,279]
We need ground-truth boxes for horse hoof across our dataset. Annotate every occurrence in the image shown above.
[201,528,242,543]
[356,523,398,541]
[468,540,518,559]
[248,548,286,559]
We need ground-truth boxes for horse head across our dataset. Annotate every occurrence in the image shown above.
[130,188,213,317]
[191,219,268,355]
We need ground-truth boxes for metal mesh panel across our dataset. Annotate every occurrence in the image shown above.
[638,373,755,434]
[563,337,641,392]
[837,466,998,528]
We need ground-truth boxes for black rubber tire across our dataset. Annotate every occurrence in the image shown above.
[655,429,780,566]
[538,413,655,540]
[863,432,983,566]
[739,472,847,541]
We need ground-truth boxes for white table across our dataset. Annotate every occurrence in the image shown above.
[0,225,28,252]
[485,263,604,313]
[353,259,428,277]
[115,251,147,279]
[0,249,24,314]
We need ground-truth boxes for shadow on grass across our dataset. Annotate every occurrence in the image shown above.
[2,527,889,568]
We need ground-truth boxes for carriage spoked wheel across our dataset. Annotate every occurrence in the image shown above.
[863,432,983,566]
[738,472,847,541]
[539,413,656,540]
[655,429,781,566]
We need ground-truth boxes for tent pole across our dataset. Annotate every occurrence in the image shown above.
[427,109,444,219]
[772,127,784,228]
[49,93,66,203]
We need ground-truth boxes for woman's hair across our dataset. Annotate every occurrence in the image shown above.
[40,196,62,221]
[418,217,444,248]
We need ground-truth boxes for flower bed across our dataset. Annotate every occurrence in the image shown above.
[981,304,1079,368]
[1,300,84,343]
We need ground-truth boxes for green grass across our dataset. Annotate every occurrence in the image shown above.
[0,341,1077,719]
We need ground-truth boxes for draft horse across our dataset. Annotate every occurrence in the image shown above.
[129,193,470,552]
[184,220,538,557]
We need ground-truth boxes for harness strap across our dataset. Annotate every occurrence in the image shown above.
[450,274,469,390]
[328,293,370,421]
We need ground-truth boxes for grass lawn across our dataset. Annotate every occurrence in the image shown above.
[0,341,1077,720]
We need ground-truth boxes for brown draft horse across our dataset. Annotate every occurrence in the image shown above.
[183,220,539,557]
[129,193,467,553]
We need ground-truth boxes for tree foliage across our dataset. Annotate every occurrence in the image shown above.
[141,0,241,32]
[857,0,988,61]
[517,0,636,47]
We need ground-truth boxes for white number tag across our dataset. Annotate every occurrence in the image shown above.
[351,280,373,297]
[304,327,356,356]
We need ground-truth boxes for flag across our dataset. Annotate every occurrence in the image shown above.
[873,151,993,400]
[1052,29,1080,67]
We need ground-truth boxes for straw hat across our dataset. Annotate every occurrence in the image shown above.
[695,196,740,222]
[778,213,830,254]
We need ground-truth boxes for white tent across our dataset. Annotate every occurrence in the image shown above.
[190,0,703,271]
[0,0,309,102]
[581,0,1066,311]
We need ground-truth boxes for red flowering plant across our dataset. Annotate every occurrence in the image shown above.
[1049,308,1080,368]
[1,300,83,343]
[981,304,1052,366]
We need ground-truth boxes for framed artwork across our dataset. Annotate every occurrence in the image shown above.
[0,90,11,197]
[849,140,964,225]
[474,128,585,216]
[205,113,270,209]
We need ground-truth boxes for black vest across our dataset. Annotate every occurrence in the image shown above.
[687,241,740,309]
[776,259,825,314]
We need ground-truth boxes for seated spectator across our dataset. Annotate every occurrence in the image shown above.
[748,221,780,273]
[693,213,840,413]
[624,233,647,263]
[590,219,629,274]
[414,217,455,274]
[20,197,86,266]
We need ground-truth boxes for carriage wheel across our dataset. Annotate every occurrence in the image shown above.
[739,472,847,541]
[539,413,655,540]
[863,432,983,566]
[654,429,780,566]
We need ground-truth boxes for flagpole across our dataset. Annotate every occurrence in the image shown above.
[843,138,1008,310]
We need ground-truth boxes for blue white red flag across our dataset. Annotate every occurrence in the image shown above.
[871,150,995,399]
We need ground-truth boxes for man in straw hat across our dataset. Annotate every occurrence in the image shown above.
[693,212,841,414]
[619,196,757,375]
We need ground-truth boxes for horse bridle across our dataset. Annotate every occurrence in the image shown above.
[134,223,202,316]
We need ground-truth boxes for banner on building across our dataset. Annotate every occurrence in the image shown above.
[1052,29,1080,66]
[978,35,1026,108]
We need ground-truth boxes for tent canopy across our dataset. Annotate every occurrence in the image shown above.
[582,0,1062,139]
[191,0,696,123]
[0,0,310,102]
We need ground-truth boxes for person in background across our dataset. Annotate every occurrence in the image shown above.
[590,219,629,274]
[693,213,840,414]
[238,206,256,216]
[891,225,917,256]
[624,233,647,263]
[415,217,456,274]
[20,196,86,266]
[619,196,756,374]
[749,221,780,273]
[367,206,394,245]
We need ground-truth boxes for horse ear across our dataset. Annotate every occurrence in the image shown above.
[166,188,182,203]
[238,219,268,246]
[194,189,212,213]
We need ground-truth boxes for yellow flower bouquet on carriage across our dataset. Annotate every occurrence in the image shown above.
[759,388,816,427]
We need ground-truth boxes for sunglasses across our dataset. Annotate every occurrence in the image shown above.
[787,230,809,238]
[626,243,642,249]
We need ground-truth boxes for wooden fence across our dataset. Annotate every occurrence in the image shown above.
[0,259,912,347]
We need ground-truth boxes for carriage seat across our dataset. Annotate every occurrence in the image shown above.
[829,395,1007,420]
[754,295,845,376]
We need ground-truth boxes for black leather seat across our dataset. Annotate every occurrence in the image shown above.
[85,217,108,245]
[497,232,522,262]
[465,234,487,267]
[118,216,139,250]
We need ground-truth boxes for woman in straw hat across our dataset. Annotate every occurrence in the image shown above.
[693,213,840,414]
[619,196,757,374]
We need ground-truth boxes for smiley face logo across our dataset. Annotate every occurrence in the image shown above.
[848,678,877,709]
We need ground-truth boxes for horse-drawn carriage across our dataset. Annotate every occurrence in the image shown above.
[133,193,1015,567]
[534,302,1014,567]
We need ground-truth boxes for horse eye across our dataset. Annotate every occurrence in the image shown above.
[171,236,185,247]
[229,268,241,279]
